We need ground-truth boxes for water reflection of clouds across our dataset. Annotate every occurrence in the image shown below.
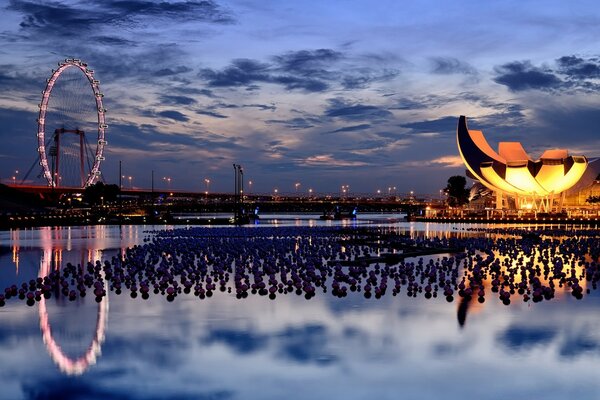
[1,226,600,398]
[499,325,557,349]
[1,281,600,398]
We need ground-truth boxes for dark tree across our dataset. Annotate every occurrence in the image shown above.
[83,182,120,205]
[444,175,470,207]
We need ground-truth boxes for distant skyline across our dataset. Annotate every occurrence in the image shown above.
[1,0,600,194]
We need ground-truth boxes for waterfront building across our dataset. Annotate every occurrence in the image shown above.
[457,115,600,212]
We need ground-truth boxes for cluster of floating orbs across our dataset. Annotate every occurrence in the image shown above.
[2,226,600,308]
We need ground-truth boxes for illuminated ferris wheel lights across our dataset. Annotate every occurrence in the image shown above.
[37,59,107,188]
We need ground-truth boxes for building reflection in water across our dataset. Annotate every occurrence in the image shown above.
[456,235,590,328]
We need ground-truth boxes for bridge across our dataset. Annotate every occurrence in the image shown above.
[4,183,439,207]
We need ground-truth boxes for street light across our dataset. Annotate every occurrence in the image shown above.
[163,177,171,189]
[204,178,210,192]
[128,176,133,188]
[295,182,300,194]
[248,180,253,195]
[341,184,350,198]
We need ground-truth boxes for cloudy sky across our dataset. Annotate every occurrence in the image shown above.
[1,0,600,194]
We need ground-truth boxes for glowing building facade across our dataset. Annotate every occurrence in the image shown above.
[457,116,588,211]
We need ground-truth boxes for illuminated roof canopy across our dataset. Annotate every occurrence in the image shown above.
[456,115,588,198]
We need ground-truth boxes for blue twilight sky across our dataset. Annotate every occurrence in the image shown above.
[1,0,600,194]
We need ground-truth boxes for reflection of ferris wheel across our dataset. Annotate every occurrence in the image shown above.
[37,59,107,188]
[38,251,108,376]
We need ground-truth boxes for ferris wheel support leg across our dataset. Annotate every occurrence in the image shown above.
[55,132,60,187]
[80,132,85,187]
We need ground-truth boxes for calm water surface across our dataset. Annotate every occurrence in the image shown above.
[1,217,599,400]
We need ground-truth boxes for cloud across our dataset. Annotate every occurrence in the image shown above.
[199,57,331,93]
[172,87,217,98]
[328,124,371,134]
[324,98,392,121]
[242,103,276,111]
[472,103,527,130]
[430,57,477,75]
[556,55,600,80]
[49,43,191,83]
[493,61,562,91]
[92,35,137,46]
[348,136,411,156]
[389,96,439,111]
[400,116,456,135]
[0,63,45,93]
[341,69,399,89]
[270,75,328,92]
[429,155,464,167]
[156,110,189,122]
[160,95,197,106]
[199,58,271,88]
[528,105,600,151]
[196,109,228,119]
[7,0,233,38]
[103,0,233,23]
[153,66,193,77]
[298,154,369,167]
[193,102,275,119]
[198,48,402,93]
[265,117,317,130]
[273,49,342,78]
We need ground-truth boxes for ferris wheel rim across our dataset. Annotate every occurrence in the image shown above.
[37,59,107,188]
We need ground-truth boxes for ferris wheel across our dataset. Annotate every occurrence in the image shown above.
[37,59,107,188]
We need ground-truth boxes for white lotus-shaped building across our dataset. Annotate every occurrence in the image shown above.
[457,116,588,211]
